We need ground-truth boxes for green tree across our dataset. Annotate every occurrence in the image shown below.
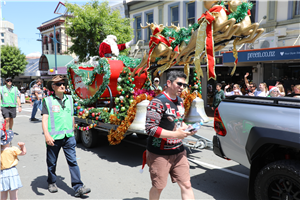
[0,45,28,79]
[65,0,133,61]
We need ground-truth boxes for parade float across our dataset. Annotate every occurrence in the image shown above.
[68,0,264,148]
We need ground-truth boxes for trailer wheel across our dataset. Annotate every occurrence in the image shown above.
[74,129,81,143]
[81,129,98,148]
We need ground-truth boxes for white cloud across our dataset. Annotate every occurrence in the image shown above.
[26,52,42,58]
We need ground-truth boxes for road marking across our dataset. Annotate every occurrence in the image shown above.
[16,115,31,118]
[187,158,249,179]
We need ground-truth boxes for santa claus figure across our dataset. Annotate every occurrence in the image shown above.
[99,35,133,58]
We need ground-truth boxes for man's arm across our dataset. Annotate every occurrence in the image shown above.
[145,99,189,140]
[244,72,250,90]
[42,114,55,146]
[17,96,22,112]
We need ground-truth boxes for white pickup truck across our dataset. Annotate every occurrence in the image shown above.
[213,95,300,200]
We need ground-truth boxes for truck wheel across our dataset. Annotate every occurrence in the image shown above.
[254,160,300,200]
[81,129,98,148]
[74,129,81,143]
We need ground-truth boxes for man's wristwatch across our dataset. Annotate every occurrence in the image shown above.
[19,106,22,108]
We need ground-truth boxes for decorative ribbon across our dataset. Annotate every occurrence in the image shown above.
[195,6,225,80]
[231,38,239,76]
[147,33,171,73]
[184,63,190,84]
[153,44,179,76]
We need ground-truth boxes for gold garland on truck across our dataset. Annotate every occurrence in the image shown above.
[107,94,154,145]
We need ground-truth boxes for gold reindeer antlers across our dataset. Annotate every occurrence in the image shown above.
[140,22,151,29]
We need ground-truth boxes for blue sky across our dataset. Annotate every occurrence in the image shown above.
[1,0,123,56]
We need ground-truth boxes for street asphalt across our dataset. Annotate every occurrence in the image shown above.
[0,103,250,200]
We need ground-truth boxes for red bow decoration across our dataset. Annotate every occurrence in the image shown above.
[197,6,225,80]
[146,30,171,72]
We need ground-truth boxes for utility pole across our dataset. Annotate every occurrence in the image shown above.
[53,25,58,74]
[0,0,6,41]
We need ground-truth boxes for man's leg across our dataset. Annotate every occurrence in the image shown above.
[31,100,38,119]
[8,118,13,130]
[170,150,194,200]
[62,136,83,192]
[5,118,9,130]
[147,151,170,200]
[149,187,163,200]
[177,181,195,200]
[46,140,61,185]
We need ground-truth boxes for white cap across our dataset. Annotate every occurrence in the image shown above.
[154,77,160,82]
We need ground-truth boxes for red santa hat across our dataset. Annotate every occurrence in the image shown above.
[269,86,278,93]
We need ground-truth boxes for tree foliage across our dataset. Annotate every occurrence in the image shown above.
[1,45,28,79]
[65,0,133,61]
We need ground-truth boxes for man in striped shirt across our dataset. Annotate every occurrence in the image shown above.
[30,78,43,121]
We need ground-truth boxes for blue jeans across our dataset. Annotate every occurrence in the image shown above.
[46,136,83,192]
[31,100,42,119]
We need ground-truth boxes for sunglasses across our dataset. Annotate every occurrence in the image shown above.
[176,82,188,88]
[154,80,159,82]
[53,82,65,86]
[6,80,12,82]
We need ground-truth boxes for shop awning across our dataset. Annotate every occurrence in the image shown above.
[39,54,74,75]
[223,45,300,66]
[24,58,40,76]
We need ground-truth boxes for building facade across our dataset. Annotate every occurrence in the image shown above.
[37,15,72,56]
[0,21,18,47]
[111,2,125,18]
[124,0,300,106]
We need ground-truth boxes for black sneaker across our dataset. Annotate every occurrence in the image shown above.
[48,183,58,193]
[30,118,39,121]
[74,185,91,197]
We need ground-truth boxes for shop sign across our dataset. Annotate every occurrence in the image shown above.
[223,46,300,63]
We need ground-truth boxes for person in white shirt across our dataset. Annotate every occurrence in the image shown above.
[224,84,243,96]
[255,83,269,97]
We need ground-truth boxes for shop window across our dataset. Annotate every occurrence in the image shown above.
[171,6,179,26]
[146,13,153,42]
[187,2,195,27]
[264,63,300,92]
[158,6,163,24]
[135,16,142,43]
[45,36,49,51]
[51,39,54,54]
[56,33,61,53]
[249,1,257,23]
[267,1,277,21]
[294,0,300,18]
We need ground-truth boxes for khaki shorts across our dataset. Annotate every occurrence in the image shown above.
[146,150,190,189]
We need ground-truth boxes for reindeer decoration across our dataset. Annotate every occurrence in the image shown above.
[132,22,177,77]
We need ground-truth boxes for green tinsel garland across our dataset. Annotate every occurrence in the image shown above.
[161,23,200,50]
[67,64,102,86]
[67,57,111,106]
[116,55,141,69]
[115,66,135,121]
[228,2,253,23]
